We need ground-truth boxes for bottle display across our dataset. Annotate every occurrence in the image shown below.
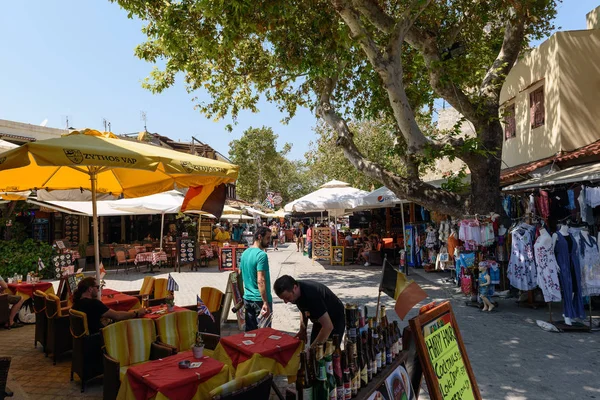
[297,351,313,400]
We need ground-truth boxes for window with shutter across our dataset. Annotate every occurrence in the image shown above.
[504,104,516,139]
[530,87,545,129]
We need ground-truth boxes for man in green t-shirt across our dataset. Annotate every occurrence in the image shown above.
[239,226,272,331]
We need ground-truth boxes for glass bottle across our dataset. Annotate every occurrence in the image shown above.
[332,335,344,400]
[315,345,329,400]
[362,331,372,381]
[297,351,313,400]
[394,321,403,353]
[342,349,352,400]
[324,340,337,400]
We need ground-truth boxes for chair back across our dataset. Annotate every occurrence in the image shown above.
[139,276,155,296]
[45,293,64,318]
[210,369,273,400]
[69,309,89,338]
[154,278,169,299]
[102,319,157,367]
[0,357,11,398]
[85,245,95,257]
[100,246,112,258]
[115,249,127,263]
[135,245,146,254]
[33,290,46,315]
[200,287,225,313]
[127,248,137,259]
[155,311,198,352]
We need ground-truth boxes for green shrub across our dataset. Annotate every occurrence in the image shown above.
[0,239,56,279]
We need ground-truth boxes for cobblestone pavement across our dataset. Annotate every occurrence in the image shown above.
[3,242,600,399]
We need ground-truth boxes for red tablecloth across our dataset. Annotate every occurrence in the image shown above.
[219,327,300,369]
[100,288,139,311]
[143,305,189,320]
[135,251,168,265]
[7,282,53,299]
[126,351,225,400]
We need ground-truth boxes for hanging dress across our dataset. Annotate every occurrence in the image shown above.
[554,232,585,319]
[507,227,537,291]
[533,237,562,302]
[576,233,600,297]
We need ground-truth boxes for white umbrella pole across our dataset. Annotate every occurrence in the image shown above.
[160,212,165,250]
[91,171,101,285]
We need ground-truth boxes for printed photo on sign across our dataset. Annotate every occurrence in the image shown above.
[384,364,415,400]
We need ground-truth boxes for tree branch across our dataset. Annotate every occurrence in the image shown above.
[316,81,468,216]
[351,0,395,33]
[404,26,480,124]
[480,9,528,102]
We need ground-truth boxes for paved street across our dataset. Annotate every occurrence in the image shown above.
[3,242,600,399]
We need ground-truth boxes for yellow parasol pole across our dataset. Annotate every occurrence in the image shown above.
[90,169,101,286]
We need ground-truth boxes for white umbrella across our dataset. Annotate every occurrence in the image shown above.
[284,180,368,244]
[220,214,254,220]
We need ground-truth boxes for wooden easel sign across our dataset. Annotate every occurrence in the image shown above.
[409,301,481,400]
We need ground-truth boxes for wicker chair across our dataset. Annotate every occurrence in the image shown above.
[101,319,173,400]
[100,246,113,268]
[0,357,13,400]
[209,369,273,400]
[0,295,8,330]
[126,248,140,272]
[154,310,198,353]
[69,309,103,392]
[33,290,48,352]
[44,293,72,365]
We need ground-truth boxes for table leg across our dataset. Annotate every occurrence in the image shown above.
[271,381,285,400]
[144,263,156,274]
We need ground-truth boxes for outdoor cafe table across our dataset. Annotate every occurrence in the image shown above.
[143,304,188,320]
[117,351,231,400]
[135,251,168,273]
[101,288,140,311]
[212,327,303,380]
[7,281,54,302]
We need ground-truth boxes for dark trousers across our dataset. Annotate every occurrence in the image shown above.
[310,321,345,345]
[244,299,273,331]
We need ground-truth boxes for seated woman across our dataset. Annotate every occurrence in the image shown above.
[357,239,373,266]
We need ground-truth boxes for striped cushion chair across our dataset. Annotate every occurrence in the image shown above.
[101,318,173,400]
[69,309,103,393]
[149,278,168,306]
[200,287,225,335]
[155,310,198,353]
[44,293,72,365]
[122,276,155,302]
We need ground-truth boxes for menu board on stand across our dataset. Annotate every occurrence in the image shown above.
[219,247,235,271]
[63,214,79,245]
[176,237,197,273]
[312,227,332,263]
[409,301,481,400]
[234,246,248,269]
[331,246,345,266]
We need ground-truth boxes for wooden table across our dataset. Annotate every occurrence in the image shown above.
[101,288,140,311]
[117,351,230,400]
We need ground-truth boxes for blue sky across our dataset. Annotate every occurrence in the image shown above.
[0,0,594,160]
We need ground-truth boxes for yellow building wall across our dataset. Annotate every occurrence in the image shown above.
[556,30,600,151]
[500,35,561,169]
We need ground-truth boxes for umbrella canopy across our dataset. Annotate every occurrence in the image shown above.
[0,129,239,282]
[220,214,254,220]
[222,205,245,215]
[0,139,18,151]
[355,186,408,210]
[284,180,367,213]
[266,209,290,218]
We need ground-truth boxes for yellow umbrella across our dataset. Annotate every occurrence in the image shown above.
[0,129,239,282]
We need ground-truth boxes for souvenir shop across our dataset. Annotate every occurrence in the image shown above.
[405,178,600,329]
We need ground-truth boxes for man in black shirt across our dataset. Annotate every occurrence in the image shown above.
[73,277,150,334]
[274,275,345,347]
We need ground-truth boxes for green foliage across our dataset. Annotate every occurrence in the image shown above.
[228,126,308,204]
[0,239,56,279]
[306,117,406,190]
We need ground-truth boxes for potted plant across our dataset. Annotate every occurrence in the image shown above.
[192,331,204,359]
[165,291,175,312]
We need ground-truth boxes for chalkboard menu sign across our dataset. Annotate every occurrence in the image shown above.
[409,301,481,400]
[313,227,332,262]
[235,246,247,269]
[52,253,74,279]
[219,247,234,271]
[331,246,344,266]
[177,237,196,264]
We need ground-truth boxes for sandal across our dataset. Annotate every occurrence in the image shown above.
[6,322,24,329]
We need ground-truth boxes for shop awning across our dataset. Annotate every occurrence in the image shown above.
[243,206,269,217]
[502,162,600,191]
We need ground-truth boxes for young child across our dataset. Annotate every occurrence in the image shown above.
[478,264,495,312]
